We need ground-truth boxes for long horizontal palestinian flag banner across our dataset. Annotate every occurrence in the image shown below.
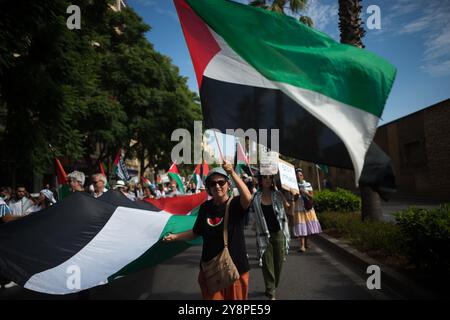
[0,191,204,295]
[174,0,397,187]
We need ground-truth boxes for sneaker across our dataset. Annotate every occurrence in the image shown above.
[258,258,263,267]
[4,281,18,289]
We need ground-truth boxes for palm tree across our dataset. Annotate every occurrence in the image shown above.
[338,0,383,222]
[249,0,313,27]
[338,0,366,48]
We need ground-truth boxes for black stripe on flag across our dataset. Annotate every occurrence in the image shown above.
[0,192,117,285]
[200,76,353,168]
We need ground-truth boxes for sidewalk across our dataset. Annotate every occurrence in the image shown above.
[313,232,443,299]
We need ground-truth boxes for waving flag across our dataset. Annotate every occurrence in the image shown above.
[174,0,396,190]
[54,158,70,200]
[141,176,151,187]
[168,162,185,194]
[0,191,203,295]
[113,152,130,181]
[235,140,253,176]
[192,160,209,192]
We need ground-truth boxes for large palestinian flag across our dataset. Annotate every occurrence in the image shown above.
[174,0,397,189]
[0,191,204,294]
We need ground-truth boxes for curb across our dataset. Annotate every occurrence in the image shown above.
[312,233,439,299]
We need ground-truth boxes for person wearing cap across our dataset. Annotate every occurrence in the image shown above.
[163,161,252,300]
[114,180,135,201]
[67,171,86,192]
[292,168,322,252]
[31,189,57,212]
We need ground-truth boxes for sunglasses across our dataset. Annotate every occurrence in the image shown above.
[207,180,227,188]
[262,175,273,180]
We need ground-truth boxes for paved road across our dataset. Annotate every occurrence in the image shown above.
[1,228,402,300]
[381,199,442,222]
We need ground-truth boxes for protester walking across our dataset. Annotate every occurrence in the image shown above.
[252,174,291,300]
[291,168,322,252]
[163,161,252,300]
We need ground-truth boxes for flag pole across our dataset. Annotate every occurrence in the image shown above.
[213,130,225,163]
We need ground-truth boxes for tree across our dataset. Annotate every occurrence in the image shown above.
[0,0,89,182]
[249,0,313,27]
[100,6,202,176]
[0,0,201,188]
[338,0,382,222]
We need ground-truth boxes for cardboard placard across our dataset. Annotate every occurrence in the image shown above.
[259,145,279,175]
[277,159,299,194]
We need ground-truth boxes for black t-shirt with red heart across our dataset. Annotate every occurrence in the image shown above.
[193,196,249,275]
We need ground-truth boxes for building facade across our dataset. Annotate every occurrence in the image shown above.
[322,98,450,201]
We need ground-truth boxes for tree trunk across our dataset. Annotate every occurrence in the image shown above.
[139,148,145,177]
[360,185,382,222]
[338,0,366,48]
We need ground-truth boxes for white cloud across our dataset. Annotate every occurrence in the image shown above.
[302,0,338,32]
[424,28,450,61]
[389,0,420,16]
[421,59,450,77]
[376,0,450,77]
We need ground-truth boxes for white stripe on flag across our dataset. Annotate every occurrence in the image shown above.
[24,207,171,294]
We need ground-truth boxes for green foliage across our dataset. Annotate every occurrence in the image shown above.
[314,188,361,212]
[394,204,450,275]
[319,204,450,276]
[249,0,312,25]
[0,0,201,181]
[318,211,405,256]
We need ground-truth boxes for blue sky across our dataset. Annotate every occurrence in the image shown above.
[127,0,450,158]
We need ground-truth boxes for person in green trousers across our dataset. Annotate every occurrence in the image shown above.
[252,173,293,300]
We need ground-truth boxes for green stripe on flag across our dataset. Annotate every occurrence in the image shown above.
[57,184,71,201]
[186,0,396,117]
[108,214,201,281]
[168,172,185,194]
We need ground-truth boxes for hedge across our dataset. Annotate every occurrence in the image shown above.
[314,188,361,213]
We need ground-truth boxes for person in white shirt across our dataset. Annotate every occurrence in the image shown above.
[91,173,108,198]
[8,185,34,217]
[0,197,11,221]
[1,185,33,288]
[291,168,322,252]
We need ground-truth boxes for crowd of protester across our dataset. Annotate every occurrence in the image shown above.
[0,165,323,298]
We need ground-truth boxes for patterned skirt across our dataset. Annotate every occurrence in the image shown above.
[292,207,322,237]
